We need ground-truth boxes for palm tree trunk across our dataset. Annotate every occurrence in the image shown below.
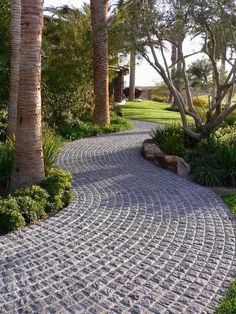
[7,0,21,138]
[10,0,45,190]
[129,50,136,101]
[91,0,110,126]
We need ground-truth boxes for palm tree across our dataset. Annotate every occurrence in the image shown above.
[7,0,21,138]
[129,50,136,101]
[10,0,45,190]
[90,0,110,126]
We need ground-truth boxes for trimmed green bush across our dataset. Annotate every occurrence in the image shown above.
[0,167,73,234]
[15,196,46,223]
[0,198,25,233]
[42,167,73,212]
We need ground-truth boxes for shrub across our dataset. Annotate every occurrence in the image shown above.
[13,185,50,207]
[152,95,166,103]
[103,116,132,133]
[15,196,46,223]
[223,193,236,216]
[0,107,7,140]
[43,168,72,195]
[0,198,25,233]
[0,167,73,234]
[150,124,189,157]
[187,123,236,187]
[0,137,14,184]
[192,96,209,108]
[60,116,132,140]
[60,120,103,140]
[0,127,63,184]
[42,127,64,169]
[42,167,73,212]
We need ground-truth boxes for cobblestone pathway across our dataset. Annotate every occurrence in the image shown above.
[1,120,236,314]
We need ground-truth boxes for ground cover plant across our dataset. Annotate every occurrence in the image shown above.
[0,168,73,234]
[215,193,236,313]
[60,115,132,141]
[151,122,236,187]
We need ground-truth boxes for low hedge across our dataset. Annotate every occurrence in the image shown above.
[60,116,132,141]
[0,167,73,234]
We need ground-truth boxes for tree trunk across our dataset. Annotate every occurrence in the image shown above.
[7,0,21,138]
[172,38,184,109]
[129,50,136,101]
[91,0,110,126]
[10,0,45,190]
[168,44,177,104]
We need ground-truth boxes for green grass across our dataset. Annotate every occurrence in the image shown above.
[215,193,236,314]
[122,101,193,125]
[122,100,236,125]
[216,278,236,314]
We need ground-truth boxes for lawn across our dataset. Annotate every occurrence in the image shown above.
[122,100,236,125]
[122,100,193,125]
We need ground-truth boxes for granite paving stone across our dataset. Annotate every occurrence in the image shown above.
[0,120,236,313]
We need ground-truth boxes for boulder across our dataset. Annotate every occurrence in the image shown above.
[142,140,164,160]
[142,139,190,178]
[156,155,190,178]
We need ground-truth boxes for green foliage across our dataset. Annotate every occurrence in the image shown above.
[192,96,209,108]
[61,120,103,140]
[43,167,72,196]
[187,59,212,91]
[0,167,73,234]
[42,167,73,212]
[0,198,25,233]
[0,137,14,184]
[216,279,236,314]
[15,196,46,223]
[152,96,166,103]
[150,124,190,157]
[187,123,236,187]
[60,116,132,141]
[13,185,49,207]
[0,107,7,140]
[103,116,132,133]
[0,0,10,102]
[42,6,93,131]
[43,127,64,169]
[153,84,169,99]
[223,194,236,216]
[0,128,63,184]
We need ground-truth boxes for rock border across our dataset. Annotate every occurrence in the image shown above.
[142,138,191,179]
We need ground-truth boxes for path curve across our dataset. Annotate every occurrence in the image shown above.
[0,120,236,314]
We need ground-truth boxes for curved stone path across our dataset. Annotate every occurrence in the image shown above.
[1,120,236,314]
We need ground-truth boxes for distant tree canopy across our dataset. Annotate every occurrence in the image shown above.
[116,0,236,141]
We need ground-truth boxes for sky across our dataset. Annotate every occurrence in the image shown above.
[44,0,201,87]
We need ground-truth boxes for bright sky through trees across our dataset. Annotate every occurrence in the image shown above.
[44,0,200,87]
